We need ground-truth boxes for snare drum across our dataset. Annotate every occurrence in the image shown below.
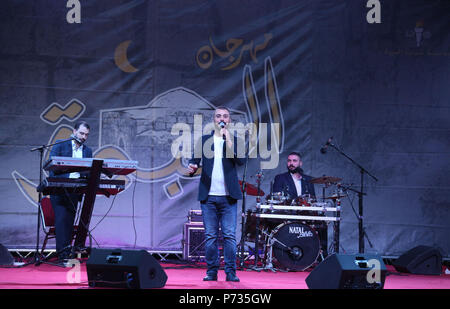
[293,194,316,206]
[266,192,291,205]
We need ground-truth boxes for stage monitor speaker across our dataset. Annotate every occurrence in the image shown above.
[305,253,387,289]
[0,244,14,266]
[86,248,168,289]
[393,245,442,275]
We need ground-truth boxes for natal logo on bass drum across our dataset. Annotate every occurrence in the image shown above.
[289,226,314,238]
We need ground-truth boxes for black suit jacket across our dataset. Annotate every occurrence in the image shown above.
[189,133,244,202]
[272,172,316,199]
[49,139,93,178]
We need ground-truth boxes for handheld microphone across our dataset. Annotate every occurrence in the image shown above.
[219,121,226,140]
[320,136,333,154]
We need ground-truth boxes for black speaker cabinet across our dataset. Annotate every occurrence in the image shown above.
[306,253,387,289]
[86,248,168,289]
[0,244,14,266]
[393,245,442,275]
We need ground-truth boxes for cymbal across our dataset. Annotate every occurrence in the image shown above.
[239,180,265,196]
[310,176,342,184]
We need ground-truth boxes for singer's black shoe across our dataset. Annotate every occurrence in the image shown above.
[203,274,218,281]
[225,273,240,282]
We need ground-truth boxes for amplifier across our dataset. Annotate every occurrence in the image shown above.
[188,209,203,223]
[182,222,223,260]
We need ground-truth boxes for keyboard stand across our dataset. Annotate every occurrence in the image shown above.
[74,159,103,250]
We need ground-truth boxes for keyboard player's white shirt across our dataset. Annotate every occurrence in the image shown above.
[69,140,83,179]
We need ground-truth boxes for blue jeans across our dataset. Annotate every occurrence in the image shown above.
[201,195,238,275]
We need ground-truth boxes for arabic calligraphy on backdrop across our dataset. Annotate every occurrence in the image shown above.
[196,33,273,70]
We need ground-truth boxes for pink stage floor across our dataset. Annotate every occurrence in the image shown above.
[1,259,449,306]
[1,260,449,290]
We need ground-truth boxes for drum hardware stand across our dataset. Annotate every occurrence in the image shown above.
[332,197,341,254]
[320,181,333,202]
[253,228,286,273]
[263,238,277,272]
[253,171,264,268]
[245,226,271,272]
[323,139,378,253]
[238,138,251,270]
[245,172,269,272]
[318,249,326,262]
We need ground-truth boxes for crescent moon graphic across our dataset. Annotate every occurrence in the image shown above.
[114,40,139,73]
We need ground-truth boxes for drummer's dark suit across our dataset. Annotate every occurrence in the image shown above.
[272,171,328,258]
[272,172,316,198]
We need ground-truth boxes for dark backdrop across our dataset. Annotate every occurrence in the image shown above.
[1,0,449,258]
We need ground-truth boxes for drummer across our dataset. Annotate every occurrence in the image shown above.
[272,152,316,199]
[272,151,328,258]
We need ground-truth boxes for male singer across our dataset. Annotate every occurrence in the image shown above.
[187,106,244,282]
[49,121,92,262]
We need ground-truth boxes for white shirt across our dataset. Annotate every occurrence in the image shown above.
[291,174,302,197]
[208,135,228,196]
[69,140,83,179]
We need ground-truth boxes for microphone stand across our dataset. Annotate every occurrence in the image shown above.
[238,137,250,270]
[253,172,262,268]
[327,142,378,254]
[29,137,75,267]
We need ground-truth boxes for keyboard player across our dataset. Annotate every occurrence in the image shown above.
[49,121,92,263]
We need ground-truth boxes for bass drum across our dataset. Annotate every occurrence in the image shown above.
[269,222,320,271]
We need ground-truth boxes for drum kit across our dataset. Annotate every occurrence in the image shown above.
[241,174,347,272]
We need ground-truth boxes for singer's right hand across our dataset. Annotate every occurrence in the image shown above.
[220,127,230,140]
[187,164,198,175]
